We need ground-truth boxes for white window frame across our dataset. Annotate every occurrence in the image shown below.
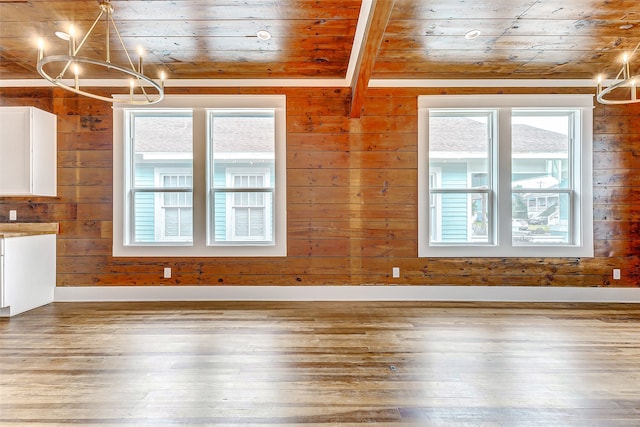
[113,95,287,257]
[429,169,442,242]
[418,94,593,258]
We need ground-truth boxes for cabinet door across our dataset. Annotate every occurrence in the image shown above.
[31,108,57,196]
[0,106,56,196]
[0,108,31,194]
[3,234,55,316]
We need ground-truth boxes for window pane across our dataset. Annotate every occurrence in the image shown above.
[430,192,490,244]
[429,113,490,190]
[429,112,492,245]
[165,207,178,236]
[512,113,570,190]
[133,191,193,243]
[210,112,275,180]
[234,207,265,238]
[164,207,193,238]
[133,113,193,188]
[179,207,193,236]
[209,110,275,245]
[212,190,273,242]
[512,192,570,245]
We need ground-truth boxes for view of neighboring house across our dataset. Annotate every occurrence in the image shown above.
[428,115,570,244]
[130,111,275,245]
[130,111,569,247]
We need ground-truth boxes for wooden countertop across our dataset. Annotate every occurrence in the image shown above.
[0,222,59,238]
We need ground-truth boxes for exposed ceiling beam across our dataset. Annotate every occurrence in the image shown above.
[349,0,395,118]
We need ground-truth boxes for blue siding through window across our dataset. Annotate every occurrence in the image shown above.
[134,166,155,242]
[441,163,468,242]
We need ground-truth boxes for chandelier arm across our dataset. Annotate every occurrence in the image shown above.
[613,64,624,82]
[138,83,152,103]
[75,9,106,56]
[109,13,137,73]
[55,8,106,80]
[630,41,640,59]
[56,62,72,81]
[105,4,110,63]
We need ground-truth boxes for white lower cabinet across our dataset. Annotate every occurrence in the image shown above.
[0,234,56,317]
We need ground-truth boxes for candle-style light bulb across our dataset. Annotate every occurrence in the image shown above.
[37,38,44,60]
[137,47,144,74]
[596,74,603,94]
[158,71,166,92]
[73,64,80,90]
[129,79,135,100]
[623,53,631,79]
[68,25,76,55]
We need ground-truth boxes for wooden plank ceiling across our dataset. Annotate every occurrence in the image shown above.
[1,0,640,87]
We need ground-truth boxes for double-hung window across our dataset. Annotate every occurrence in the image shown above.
[129,111,193,245]
[418,94,593,257]
[208,111,275,245]
[113,95,286,257]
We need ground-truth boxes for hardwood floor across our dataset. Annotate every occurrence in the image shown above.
[1,301,639,426]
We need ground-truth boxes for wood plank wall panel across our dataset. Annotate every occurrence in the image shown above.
[0,86,638,288]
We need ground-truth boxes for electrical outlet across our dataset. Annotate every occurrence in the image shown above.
[9,210,17,221]
[613,269,621,280]
[392,267,400,278]
[163,267,172,279]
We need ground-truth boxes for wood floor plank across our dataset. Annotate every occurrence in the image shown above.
[1,301,640,425]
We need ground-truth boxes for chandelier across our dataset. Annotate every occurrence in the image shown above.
[36,0,164,105]
[596,41,640,105]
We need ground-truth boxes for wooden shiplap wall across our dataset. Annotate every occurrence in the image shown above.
[0,86,638,287]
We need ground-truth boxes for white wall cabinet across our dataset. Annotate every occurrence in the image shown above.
[0,106,57,196]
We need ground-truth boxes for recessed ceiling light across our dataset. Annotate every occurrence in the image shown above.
[464,29,481,40]
[256,30,271,41]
